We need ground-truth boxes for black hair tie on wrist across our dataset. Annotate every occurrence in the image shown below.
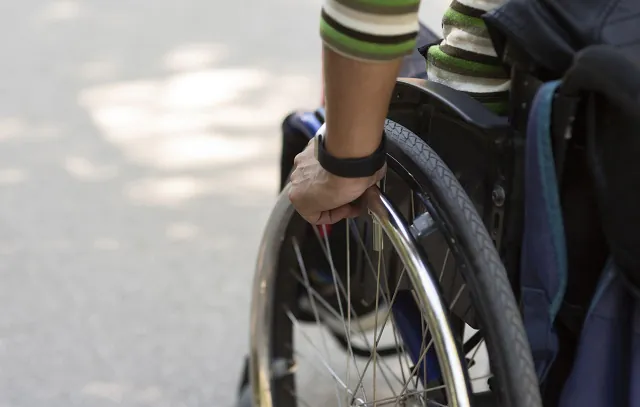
[315,128,386,178]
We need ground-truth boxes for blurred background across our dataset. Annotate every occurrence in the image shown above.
[0,1,446,406]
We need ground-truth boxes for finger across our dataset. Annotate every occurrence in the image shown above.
[372,163,387,184]
[293,141,316,167]
[315,203,360,225]
[288,167,303,187]
[348,197,366,215]
[292,151,303,168]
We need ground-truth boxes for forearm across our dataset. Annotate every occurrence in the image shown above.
[320,0,420,158]
[323,47,401,158]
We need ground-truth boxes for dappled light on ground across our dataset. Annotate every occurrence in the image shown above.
[78,65,314,187]
[0,117,61,142]
[35,0,82,22]
[81,381,164,405]
[76,56,315,208]
[0,168,28,185]
[64,156,119,182]
[125,176,211,207]
[165,221,200,241]
[163,43,230,73]
[0,1,322,406]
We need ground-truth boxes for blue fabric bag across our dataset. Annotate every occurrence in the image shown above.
[522,71,640,406]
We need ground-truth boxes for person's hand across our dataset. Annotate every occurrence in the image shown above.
[288,139,386,225]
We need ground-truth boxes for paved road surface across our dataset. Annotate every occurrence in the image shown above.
[0,1,445,406]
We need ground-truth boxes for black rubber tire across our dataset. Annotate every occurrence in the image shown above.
[383,119,543,407]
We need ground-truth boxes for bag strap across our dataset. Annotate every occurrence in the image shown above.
[520,80,569,382]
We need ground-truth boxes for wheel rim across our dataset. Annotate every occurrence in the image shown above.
[250,185,474,407]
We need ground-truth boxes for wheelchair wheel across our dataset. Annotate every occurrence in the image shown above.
[249,120,542,407]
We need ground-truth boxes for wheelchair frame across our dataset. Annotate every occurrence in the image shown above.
[248,73,549,407]
[387,78,524,292]
[249,185,474,406]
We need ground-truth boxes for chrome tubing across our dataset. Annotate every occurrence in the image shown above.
[249,185,471,407]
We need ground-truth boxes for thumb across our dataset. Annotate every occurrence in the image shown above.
[315,203,360,225]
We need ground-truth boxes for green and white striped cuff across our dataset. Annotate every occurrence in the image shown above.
[320,0,421,61]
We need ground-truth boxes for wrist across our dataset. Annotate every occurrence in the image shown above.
[324,129,383,159]
[315,126,386,178]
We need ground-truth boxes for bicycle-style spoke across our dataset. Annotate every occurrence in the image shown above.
[439,248,451,283]
[405,288,431,393]
[467,338,485,369]
[397,335,434,395]
[292,239,330,340]
[348,263,409,401]
[289,216,485,407]
[285,388,314,407]
[288,261,402,391]
[310,225,403,393]
[287,270,369,342]
[286,310,350,394]
[383,268,409,386]
[253,124,539,407]
[359,386,451,407]
[290,183,484,406]
[450,284,467,311]
[371,241,383,403]
[346,220,353,403]
[321,224,384,399]
[291,238,344,407]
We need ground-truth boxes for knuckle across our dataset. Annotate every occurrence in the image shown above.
[288,189,298,204]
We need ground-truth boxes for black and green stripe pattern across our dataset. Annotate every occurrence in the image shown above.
[427,0,510,114]
[320,0,421,61]
[319,0,510,114]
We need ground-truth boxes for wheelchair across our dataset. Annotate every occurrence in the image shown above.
[241,43,640,407]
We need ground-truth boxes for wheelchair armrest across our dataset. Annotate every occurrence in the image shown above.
[392,78,509,131]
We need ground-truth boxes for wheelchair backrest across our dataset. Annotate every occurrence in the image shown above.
[564,46,640,283]
[511,42,640,390]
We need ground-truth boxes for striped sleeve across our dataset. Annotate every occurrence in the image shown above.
[320,0,422,62]
[425,0,510,114]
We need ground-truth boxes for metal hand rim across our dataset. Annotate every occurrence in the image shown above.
[249,185,472,407]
